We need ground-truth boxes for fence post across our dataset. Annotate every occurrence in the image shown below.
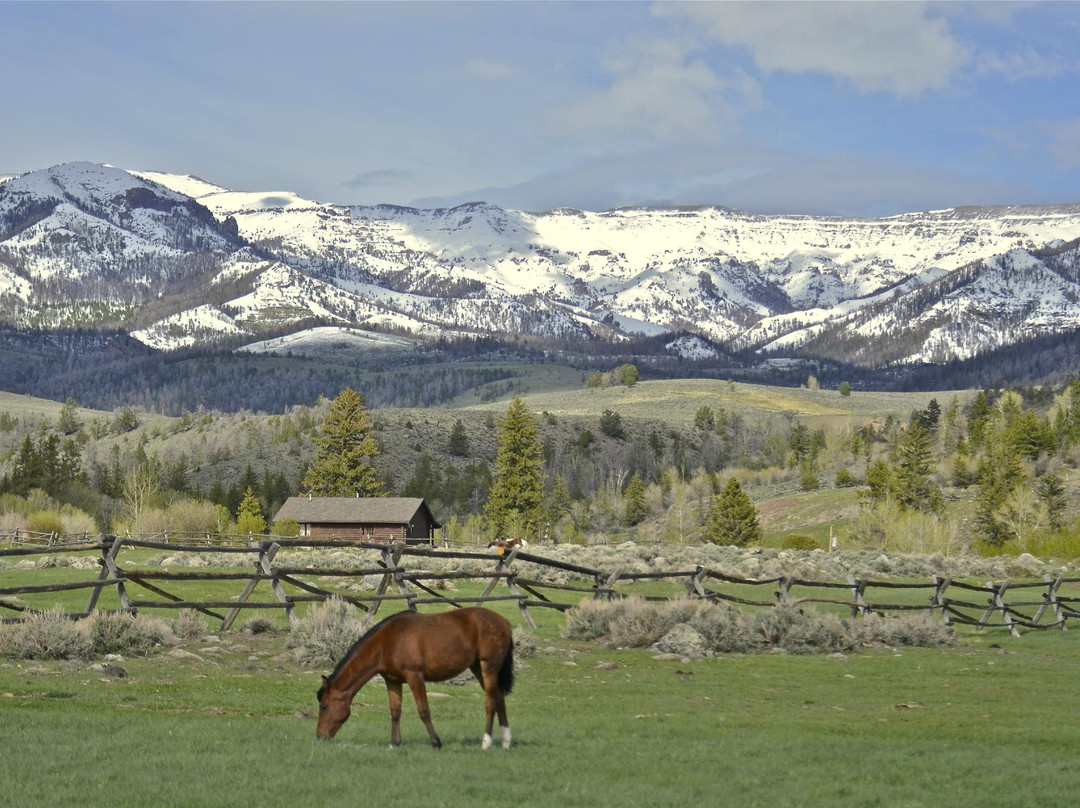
[930,575,952,625]
[261,541,297,627]
[776,576,793,607]
[476,545,521,607]
[366,542,409,625]
[85,534,124,615]
[982,581,1020,638]
[1032,575,1067,631]
[221,542,283,631]
[848,576,869,618]
[593,568,622,601]
[505,572,536,630]
[688,566,709,599]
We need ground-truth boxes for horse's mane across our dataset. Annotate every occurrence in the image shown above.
[323,612,399,690]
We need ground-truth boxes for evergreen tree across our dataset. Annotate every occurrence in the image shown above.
[403,452,442,501]
[447,419,470,456]
[974,427,1027,546]
[967,390,991,448]
[236,486,266,535]
[484,397,546,537]
[546,474,572,527]
[58,397,81,436]
[1036,473,1068,532]
[617,364,639,386]
[302,388,385,497]
[1006,410,1054,461]
[623,472,648,526]
[893,423,943,513]
[599,409,625,439]
[704,478,762,547]
[693,406,715,431]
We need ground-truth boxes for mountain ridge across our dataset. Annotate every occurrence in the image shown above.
[4,161,1080,372]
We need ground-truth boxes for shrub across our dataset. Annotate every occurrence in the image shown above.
[799,467,820,491]
[563,598,950,655]
[270,518,301,537]
[683,600,756,654]
[752,607,852,654]
[85,612,174,656]
[0,607,92,660]
[608,597,672,648]
[781,534,819,551]
[511,626,537,659]
[241,616,277,636]
[287,597,366,666]
[562,598,618,640]
[27,510,65,535]
[835,468,857,488]
[171,610,207,642]
[855,613,955,648]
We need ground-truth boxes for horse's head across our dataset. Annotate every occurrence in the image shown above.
[315,675,351,740]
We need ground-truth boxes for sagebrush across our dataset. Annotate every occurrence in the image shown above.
[563,597,954,655]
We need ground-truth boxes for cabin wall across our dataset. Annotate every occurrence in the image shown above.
[305,522,432,544]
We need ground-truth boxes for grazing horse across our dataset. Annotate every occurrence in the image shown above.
[487,537,528,554]
[316,607,515,750]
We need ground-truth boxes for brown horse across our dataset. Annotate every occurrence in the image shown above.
[316,607,515,750]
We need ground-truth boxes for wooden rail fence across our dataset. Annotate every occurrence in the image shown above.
[1,534,1078,636]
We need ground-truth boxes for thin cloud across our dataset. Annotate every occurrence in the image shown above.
[412,146,1036,217]
[1044,118,1080,172]
[344,169,413,190]
[465,58,515,80]
[975,48,1078,82]
[657,1,970,97]
[551,38,761,145]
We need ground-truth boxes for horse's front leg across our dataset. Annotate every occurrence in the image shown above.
[405,673,441,749]
[385,678,404,747]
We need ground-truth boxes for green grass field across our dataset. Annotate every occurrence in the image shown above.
[3,586,1079,808]
[463,376,973,427]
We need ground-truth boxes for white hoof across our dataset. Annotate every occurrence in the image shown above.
[501,727,512,749]
[482,733,492,750]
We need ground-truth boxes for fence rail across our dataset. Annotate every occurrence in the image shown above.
[1,533,1077,636]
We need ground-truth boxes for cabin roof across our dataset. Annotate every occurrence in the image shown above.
[273,497,439,528]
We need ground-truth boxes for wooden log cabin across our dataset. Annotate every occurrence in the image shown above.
[272,496,440,545]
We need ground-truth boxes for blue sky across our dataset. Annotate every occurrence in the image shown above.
[4,1,1080,215]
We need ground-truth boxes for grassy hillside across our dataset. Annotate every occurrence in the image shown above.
[463,376,974,427]
[0,374,1043,553]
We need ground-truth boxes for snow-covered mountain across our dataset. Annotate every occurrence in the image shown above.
[4,161,1080,368]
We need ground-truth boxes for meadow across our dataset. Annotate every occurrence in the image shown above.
[3,589,1078,808]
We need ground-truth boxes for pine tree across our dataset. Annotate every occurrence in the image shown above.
[403,452,442,501]
[58,397,81,435]
[1036,473,1068,532]
[484,397,546,537]
[599,409,624,439]
[546,474,572,526]
[623,472,648,526]
[236,486,266,535]
[704,478,762,547]
[447,419,470,456]
[302,388,385,497]
[893,423,943,513]
[693,406,715,431]
[974,426,1026,546]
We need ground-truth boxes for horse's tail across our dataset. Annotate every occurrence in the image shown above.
[498,638,515,696]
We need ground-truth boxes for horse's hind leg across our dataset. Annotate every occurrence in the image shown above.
[404,672,442,749]
[477,659,511,750]
[386,679,404,747]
